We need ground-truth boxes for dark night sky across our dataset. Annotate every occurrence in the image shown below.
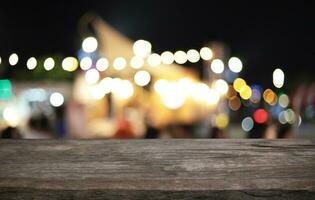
[0,0,314,89]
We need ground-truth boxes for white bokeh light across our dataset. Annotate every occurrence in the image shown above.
[44,57,55,71]
[228,57,243,73]
[85,69,100,84]
[174,51,187,64]
[161,51,174,64]
[273,68,285,88]
[82,37,98,53]
[147,53,161,67]
[113,57,127,70]
[96,58,109,71]
[9,53,19,66]
[133,40,152,58]
[200,47,213,60]
[80,57,92,70]
[214,79,229,95]
[210,59,224,74]
[50,92,64,107]
[187,49,200,63]
[26,57,37,70]
[130,56,144,69]
[134,70,151,86]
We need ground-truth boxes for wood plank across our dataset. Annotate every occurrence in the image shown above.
[0,139,314,199]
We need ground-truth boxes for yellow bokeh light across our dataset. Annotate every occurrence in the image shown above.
[200,47,213,60]
[62,57,78,72]
[2,106,20,127]
[233,78,246,92]
[215,113,229,129]
[239,85,252,100]
[263,89,277,105]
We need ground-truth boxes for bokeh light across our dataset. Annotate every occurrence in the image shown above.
[112,79,134,99]
[85,69,100,84]
[210,59,224,74]
[187,49,200,63]
[99,77,113,94]
[130,56,144,69]
[113,57,127,70]
[250,86,262,104]
[242,117,254,132]
[160,82,186,109]
[147,53,161,67]
[44,57,55,71]
[273,68,285,88]
[62,57,78,72]
[200,47,213,60]
[215,113,229,129]
[278,94,289,108]
[82,37,98,53]
[174,50,187,64]
[233,78,246,92]
[161,51,174,64]
[9,53,19,66]
[133,40,152,58]
[253,109,268,124]
[228,57,243,73]
[26,57,37,70]
[80,57,92,70]
[2,106,20,127]
[49,92,64,107]
[229,96,241,111]
[134,70,151,86]
[214,79,228,95]
[239,85,252,100]
[263,89,277,105]
[96,58,109,71]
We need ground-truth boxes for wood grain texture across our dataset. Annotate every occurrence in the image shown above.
[0,139,314,199]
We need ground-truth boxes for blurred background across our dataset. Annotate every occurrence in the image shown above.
[0,0,314,139]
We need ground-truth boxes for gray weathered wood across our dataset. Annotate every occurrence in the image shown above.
[0,139,314,199]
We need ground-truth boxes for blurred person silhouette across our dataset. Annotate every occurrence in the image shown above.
[25,115,54,139]
[1,127,21,139]
[248,123,267,138]
[54,105,66,138]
